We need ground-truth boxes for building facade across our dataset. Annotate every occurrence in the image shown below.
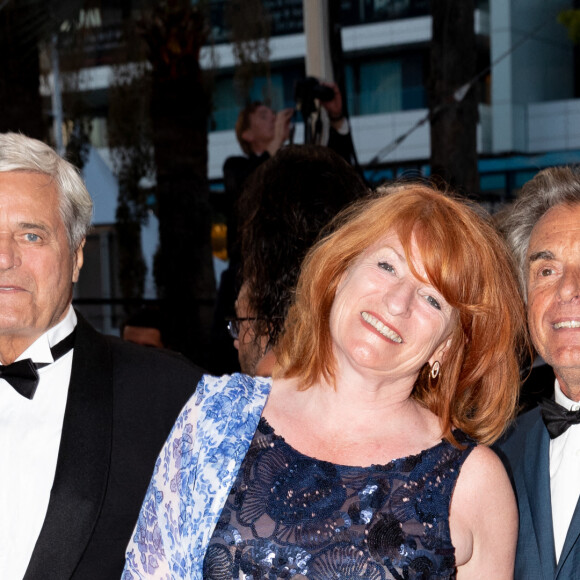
[47,0,579,326]
[205,0,578,204]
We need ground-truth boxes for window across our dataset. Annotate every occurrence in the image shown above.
[345,53,427,116]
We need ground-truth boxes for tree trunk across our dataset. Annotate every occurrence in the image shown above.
[0,0,46,138]
[429,0,479,196]
[145,3,215,363]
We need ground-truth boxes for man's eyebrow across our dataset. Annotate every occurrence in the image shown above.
[19,222,50,231]
[529,250,554,263]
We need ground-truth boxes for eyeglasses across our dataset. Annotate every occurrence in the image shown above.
[226,317,260,340]
[226,316,284,340]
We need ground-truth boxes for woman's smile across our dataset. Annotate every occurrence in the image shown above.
[361,311,403,343]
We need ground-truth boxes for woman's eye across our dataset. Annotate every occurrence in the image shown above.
[540,267,553,277]
[378,261,395,273]
[425,295,441,310]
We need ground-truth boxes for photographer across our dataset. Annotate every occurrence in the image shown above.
[236,103,294,159]
[224,80,350,243]
[211,81,353,375]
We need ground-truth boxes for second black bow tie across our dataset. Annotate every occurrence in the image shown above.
[539,397,580,439]
[0,330,76,400]
[0,359,40,399]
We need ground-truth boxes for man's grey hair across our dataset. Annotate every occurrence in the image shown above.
[0,133,93,252]
[501,165,580,299]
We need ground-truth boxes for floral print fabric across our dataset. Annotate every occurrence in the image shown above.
[204,418,474,579]
[123,374,272,579]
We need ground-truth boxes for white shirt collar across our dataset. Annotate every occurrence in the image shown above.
[554,378,580,412]
[15,306,77,365]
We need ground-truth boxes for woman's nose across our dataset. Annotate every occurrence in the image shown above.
[384,280,413,317]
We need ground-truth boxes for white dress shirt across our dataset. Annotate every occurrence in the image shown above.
[550,378,580,563]
[0,307,76,580]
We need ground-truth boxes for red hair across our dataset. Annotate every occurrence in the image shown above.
[274,183,528,445]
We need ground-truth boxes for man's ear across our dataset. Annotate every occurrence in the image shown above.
[72,238,85,283]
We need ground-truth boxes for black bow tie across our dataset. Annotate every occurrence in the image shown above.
[539,397,580,439]
[0,330,76,400]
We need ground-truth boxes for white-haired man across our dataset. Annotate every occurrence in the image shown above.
[0,133,203,580]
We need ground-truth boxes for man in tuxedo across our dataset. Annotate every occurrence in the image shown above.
[0,133,203,579]
[499,165,580,579]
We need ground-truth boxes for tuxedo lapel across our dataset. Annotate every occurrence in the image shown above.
[24,315,114,580]
[523,415,557,579]
[556,489,580,576]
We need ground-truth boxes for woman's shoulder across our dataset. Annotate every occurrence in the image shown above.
[168,373,272,434]
[191,373,273,418]
[196,372,272,401]
[450,443,518,573]
[452,443,516,524]
[454,441,510,486]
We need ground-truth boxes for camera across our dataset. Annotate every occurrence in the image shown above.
[293,77,337,144]
[294,77,335,106]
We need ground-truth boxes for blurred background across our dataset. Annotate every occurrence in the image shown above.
[1,0,578,364]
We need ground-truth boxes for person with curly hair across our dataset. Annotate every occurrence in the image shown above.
[231,144,367,376]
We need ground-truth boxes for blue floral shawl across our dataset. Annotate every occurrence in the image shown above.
[122,373,272,579]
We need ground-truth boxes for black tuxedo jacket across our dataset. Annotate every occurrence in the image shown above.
[22,313,204,580]
[498,406,580,578]
[496,363,580,578]
[518,362,555,414]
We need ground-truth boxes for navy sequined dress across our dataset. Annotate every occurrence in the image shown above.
[204,417,475,579]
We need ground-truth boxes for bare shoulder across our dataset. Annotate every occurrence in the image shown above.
[457,444,513,487]
[451,445,517,578]
[451,445,515,540]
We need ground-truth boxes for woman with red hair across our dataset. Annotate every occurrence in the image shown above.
[125,183,527,579]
